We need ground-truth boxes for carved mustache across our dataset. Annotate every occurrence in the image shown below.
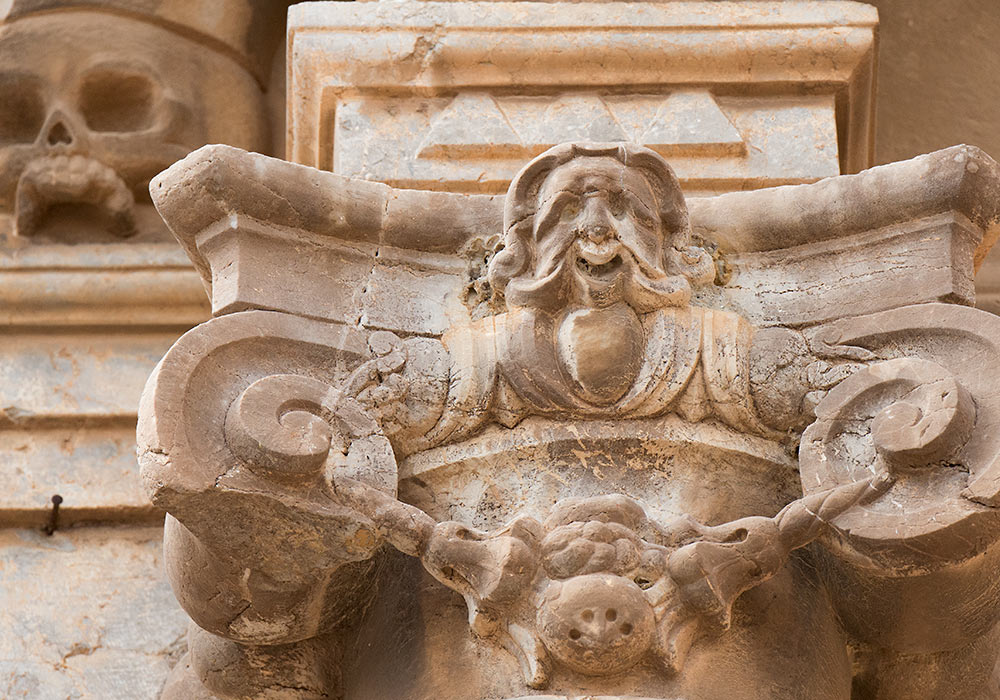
[510,237,691,313]
[535,229,665,283]
[14,154,136,238]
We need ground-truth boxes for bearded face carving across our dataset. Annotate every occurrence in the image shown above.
[486,143,718,407]
[0,13,269,242]
[489,143,716,314]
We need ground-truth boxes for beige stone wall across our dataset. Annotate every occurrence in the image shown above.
[286,1,877,193]
[0,527,188,698]
[0,4,289,697]
[866,0,1000,166]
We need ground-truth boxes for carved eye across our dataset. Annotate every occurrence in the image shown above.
[0,73,45,144]
[607,193,626,218]
[560,200,581,221]
[79,69,156,132]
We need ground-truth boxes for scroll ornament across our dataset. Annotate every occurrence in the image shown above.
[219,329,891,688]
[139,142,1000,698]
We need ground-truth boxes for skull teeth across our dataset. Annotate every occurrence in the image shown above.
[14,154,136,238]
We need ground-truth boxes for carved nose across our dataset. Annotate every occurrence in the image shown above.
[579,200,613,241]
[46,119,74,146]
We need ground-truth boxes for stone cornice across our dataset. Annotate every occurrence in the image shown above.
[152,143,1000,329]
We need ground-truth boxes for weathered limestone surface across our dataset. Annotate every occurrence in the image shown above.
[0,3,286,696]
[287,1,877,194]
[0,526,188,699]
[0,246,205,523]
[4,0,1000,698]
[142,141,1000,699]
[0,0,282,522]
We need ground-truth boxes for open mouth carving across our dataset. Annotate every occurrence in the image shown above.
[576,253,623,278]
[14,154,136,239]
[575,239,625,279]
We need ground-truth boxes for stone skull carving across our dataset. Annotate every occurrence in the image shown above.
[0,10,269,242]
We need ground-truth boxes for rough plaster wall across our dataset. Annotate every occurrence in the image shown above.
[0,526,188,699]
[867,0,1000,165]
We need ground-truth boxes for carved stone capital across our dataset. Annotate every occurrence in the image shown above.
[141,141,1000,699]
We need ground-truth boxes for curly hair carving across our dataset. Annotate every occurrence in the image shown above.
[488,142,714,307]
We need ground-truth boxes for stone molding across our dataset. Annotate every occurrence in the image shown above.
[153,143,999,331]
[1,0,286,85]
[287,1,877,193]
[0,243,207,327]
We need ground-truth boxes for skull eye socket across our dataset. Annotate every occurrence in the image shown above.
[79,69,156,133]
[0,74,45,144]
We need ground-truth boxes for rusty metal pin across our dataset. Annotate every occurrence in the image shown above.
[43,494,63,536]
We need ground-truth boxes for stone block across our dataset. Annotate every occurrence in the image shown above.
[0,427,155,527]
[0,319,196,523]
[0,331,178,423]
[287,1,877,193]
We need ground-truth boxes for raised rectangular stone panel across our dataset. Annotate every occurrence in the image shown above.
[289,1,877,193]
[333,92,840,193]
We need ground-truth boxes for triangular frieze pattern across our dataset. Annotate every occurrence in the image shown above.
[416,93,523,158]
[417,91,747,160]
